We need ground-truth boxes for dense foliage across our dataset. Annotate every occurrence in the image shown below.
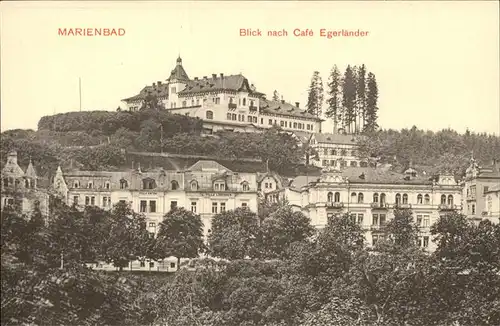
[2,201,499,325]
[358,126,500,175]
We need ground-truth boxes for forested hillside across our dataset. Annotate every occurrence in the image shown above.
[358,126,500,176]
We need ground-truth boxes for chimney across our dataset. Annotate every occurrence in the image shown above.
[194,77,198,81]
[220,73,224,78]
[158,81,162,85]
[152,82,156,87]
[212,74,217,79]
[295,102,299,108]
[281,99,285,104]
[203,76,207,80]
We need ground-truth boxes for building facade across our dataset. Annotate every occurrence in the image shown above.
[52,159,259,238]
[308,132,366,169]
[122,57,323,134]
[1,151,50,218]
[266,167,463,252]
[462,158,500,224]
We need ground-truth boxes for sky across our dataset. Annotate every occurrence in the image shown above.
[1,1,499,135]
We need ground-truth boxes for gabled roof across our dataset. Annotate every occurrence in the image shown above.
[259,99,323,121]
[25,160,37,178]
[188,160,231,172]
[313,132,361,145]
[178,74,258,96]
[340,167,434,185]
[122,83,169,102]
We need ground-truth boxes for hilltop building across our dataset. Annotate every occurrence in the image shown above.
[265,166,463,252]
[308,132,368,169]
[122,57,323,135]
[1,151,50,217]
[462,157,500,224]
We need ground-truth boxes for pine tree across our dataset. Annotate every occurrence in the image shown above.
[342,65,357,134]
[356,64,367,134]
[272,90,280,101]
[364,72,379,133]
[306,71,324,118]
[326,65,342,133]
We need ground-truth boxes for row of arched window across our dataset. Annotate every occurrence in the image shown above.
[326,191,454,205]
[323,149,357,156]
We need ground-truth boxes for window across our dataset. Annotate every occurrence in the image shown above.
[395,193,401,204]
[380,193,386,204]
[293,122,297,128]
[250,100,254,107]
[120,179,128,189]
[149,262,154,268]
[416,215,422,226]
[341,149,347,156]
[140,261,145,267]
[248,116,253,122]
[85,196,90,206]
[372,214,379,225]
[373,193,379,203]
[227,113,232,120]
[242,182,249,191]
[357,214,364,224]
[170,201,178,210]
[149,222,156,228]
[196,99,200,105]
[150,200,156,213]
[423,236,429,248]
[191,201,197,213]
[140,200,147,213]
[253,116,257,123]
[105,182,110,189]
[351,192,357,202]
[142,178,156,190]
[322,160,328,166]
[261,118,263,124]
[206,110,214,120]
[447,195,454,205]
[182,101,187,107]
[424,194,430,204]
[73,196,79,205]
[331,149,337,155]
[402,194,408,204]
[191,99,195,106]
[417,194,423,204]
[358,193,364,203]
[280,121,284,127]
[373,235,383,246]
[170,262,176,269]
[221,202,226,212]
[212,202,218,214]
[214,97,220,104]
[242,202,247,208]
[350,161,358,167]
[334,192,340,202]
[330,160,336,166]
[103,197,108,207]
[441,194,446,205]
[379,214,386,225]
[171,87,176,94]
[423,215,430,227]
[269,119,273,125]
[171,180,179,190]
[88,181,93,188]
[190,181,198,191]
[472,204,475,214]
[243,98,246,106]
[232,113,237,120]
[90,196,95,206]
[214,181,226,191]
[327,192,333,202]
[74,181,79,188]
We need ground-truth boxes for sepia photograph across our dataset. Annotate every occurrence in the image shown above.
[1,1,499,325]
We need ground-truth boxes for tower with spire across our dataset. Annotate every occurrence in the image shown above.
[166,56,190,109]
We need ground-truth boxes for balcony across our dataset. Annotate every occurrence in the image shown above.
[394,203,412,209]
[438,204,458,211]
[370,224,386,231]
[249,105,258,111]
[228,103,237,109]
[326,202,344,209]
[371,202,389,210]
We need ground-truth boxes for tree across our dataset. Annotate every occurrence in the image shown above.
[325,65,342,132]
[355,64,367,133]
[259,206,315,259]
[364,72,379,133]
[306,71,324,117]
[342,65,357,133]
[140,93,165,111]
[153,207,205,270]
[208,207,260,260]
[378,208,419,252]
[103,201,150,270]
[259,126,303,173]
[272,90,280,101]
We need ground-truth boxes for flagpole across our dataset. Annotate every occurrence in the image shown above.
[79,77,82,112]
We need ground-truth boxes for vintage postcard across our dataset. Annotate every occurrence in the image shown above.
[1,1,499,325]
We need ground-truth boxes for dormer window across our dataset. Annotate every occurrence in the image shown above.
[424,194,430,204]
[327,192,333,202]
[105,182,110,189]
[441,194,446,205]
[142,178,156,190]
[214,181,226,191]
[120,179,128,189]
[171,180,179,190]
[88,182,93,189]
[395,193,401,204]
[242,182,249,191]
[190,180,198,191]
[74,181,80,188]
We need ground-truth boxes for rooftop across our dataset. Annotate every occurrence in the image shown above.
[259,99,323,122]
